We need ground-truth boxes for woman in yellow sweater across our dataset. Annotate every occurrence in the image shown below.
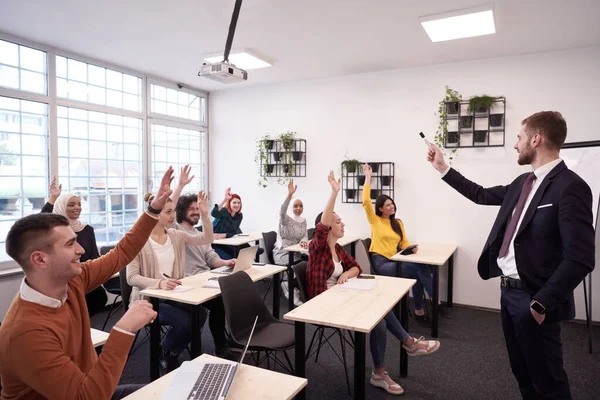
[362,164,435,323]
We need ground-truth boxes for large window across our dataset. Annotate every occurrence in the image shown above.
[151,124,207,193]
[0,34,208,271]
[57,106,143,244]
[0,40,47,95]
[0,96,48,262]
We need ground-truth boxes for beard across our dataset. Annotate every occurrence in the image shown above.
[184,215,200,226]
[517,148,533,165]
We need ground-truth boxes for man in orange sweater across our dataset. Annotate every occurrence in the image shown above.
[0,167,175,400]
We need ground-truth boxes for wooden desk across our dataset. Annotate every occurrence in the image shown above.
[282,235,361,312]
[284,275,415,400]
[91,328,109,348]
[122,354,307,400]
[390,243,457,338]
[141,265,286,381]
[212,232,263,257]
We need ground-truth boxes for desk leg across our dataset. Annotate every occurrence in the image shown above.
[393,262,401,320]
[400,294,409,378]
[447,255,454,308]
[288,252,296,312]
[233,245,240,258]
[150,297,161,381]
[432,266,440,338]
[354,332,366,400]
[295,321,306,400]
[191,305,203,358]
[255,239,260,262]
[273,271,281,319]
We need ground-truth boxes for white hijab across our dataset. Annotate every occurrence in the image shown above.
[53,192,87,233]
[275,200,307,249]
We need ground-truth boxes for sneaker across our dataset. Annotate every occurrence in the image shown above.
[403,336,440,357]
[160,350,181,373]
[370,371,404,395]
[281,281,290,300]
[292,288,303,307]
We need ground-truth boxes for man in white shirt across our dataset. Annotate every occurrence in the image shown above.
[427,111,595,399]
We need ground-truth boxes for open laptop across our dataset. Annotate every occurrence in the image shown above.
[161,315,259,400]
[212,246,258,274]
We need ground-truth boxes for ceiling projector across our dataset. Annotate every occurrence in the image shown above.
[199,62,248,83]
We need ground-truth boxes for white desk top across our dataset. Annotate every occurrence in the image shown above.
[284,275,415,333]
[212,232,263,246]
[389,243,457,266]
[283,235,362,255]
[122,354,307,400]
[91,328,109,348]
[140,265,286,305]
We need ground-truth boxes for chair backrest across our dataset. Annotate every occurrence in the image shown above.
[218,272,276,344]
[307,228,315,240]
[100,245,116,256]
[355,239,372,274]
[261,231,277,265]
[119,268,133,311]
[292,261,309,303]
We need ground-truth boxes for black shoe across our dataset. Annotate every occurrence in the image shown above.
[414,313,431,326]
[160,350,181,373]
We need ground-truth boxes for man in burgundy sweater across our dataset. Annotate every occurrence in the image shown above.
[0,167,174,400]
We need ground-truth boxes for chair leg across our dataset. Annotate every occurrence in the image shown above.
[338,329,351,396]
[305,327,321,361]
[315,328,325,363]
[282,350,294,374]
[101,295,121,331]
[262,278,273,301]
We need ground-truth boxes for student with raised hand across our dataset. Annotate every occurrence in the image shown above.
[211,187,243,260]
[40,176,108,317]
[0,167,174,400]
[171,166,233,359]
[126,188,213,372]
[307,171,440,396]
[361,163,437,324]
[273,179,308,264]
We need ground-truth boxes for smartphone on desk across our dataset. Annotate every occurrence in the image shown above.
[400,244,418,255]
[235,233,250,237]
[357,274,375,279]
[252,262,266,266]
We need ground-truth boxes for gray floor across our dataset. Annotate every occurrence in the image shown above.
[94,281,600,399]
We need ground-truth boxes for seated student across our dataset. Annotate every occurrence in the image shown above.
[126,190,213,372]
[168,166,233,359]
[306,171,440,396]
[41,176,108,317]
[211,187,243,260]
[361,164,438,323]
[0,167,174,400]
[272,179,308,306]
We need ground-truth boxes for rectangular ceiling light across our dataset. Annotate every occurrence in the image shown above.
[204,49,272,70]
[420,6,496,42]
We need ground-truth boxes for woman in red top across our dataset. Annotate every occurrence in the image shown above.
[306,171,440,396]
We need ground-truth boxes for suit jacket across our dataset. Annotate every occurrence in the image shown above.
[443,161,595,321]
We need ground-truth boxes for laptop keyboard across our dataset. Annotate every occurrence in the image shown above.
[187,363,233,400]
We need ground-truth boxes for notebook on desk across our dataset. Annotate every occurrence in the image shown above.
[212,246,257,274]
[161,315,258,400]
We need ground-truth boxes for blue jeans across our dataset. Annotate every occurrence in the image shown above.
[370,311,410,369]
[159,300,207,354]
[213,245,235,260]
[371,254,434,310]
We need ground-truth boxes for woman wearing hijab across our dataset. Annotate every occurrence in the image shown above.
[41,176,108,316]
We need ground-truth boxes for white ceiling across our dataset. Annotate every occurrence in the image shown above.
[1,0,599,92]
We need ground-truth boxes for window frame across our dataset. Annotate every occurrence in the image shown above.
[0,32,209,272]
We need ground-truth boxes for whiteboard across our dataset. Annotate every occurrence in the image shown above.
[560,141,600,322]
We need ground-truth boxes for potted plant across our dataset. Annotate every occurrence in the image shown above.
[342,158,361,173]
[368,162,379,173]
[474,130,487,143]
[460,116,473,129]
[278,131,296,151]
[369,188,379,199]
[254,134,271,187]
[444,88,462,114]
[468,95,496,114]
[292,151,303,161]
[357,175,366,186]
[446,131,459,144]
[490,114,503,127]
[434,86,462,164]
[380,176,391,186]
[345,188,357,200]
[273,151,283,162]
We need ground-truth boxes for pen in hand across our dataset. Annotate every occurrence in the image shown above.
[161,273,182,289]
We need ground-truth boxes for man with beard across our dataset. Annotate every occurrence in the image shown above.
[427,111,594,399]
[172,192,234,359]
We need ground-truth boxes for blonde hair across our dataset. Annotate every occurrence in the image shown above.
[144,192,172,204]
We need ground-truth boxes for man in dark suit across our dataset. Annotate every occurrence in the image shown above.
[427,111,595,399]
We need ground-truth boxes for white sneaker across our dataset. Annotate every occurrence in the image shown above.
[293,288,303,306]
[281,281,290,300]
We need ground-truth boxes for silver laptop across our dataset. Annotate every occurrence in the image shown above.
[160,316,259,400]
[212,246,258,274]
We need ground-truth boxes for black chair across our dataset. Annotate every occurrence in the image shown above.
[218,271,295,373]
[262,231,278,265]
[100,245,122,330]
[293,262,353,395]
[307,228,315,240]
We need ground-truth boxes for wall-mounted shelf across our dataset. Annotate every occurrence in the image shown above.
[341,162,395,204]
[444,96,506,148]
[260,138,307,178]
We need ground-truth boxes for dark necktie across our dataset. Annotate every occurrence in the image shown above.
[498,172,537,259]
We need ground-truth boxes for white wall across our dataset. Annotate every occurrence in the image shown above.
[209,46,600,322]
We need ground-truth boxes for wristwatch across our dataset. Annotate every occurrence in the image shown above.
[530,299,546,315]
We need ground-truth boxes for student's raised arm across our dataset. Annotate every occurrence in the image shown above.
[183,190,214,245]
[321,171,340,227]
[170,164,195,207]
[360,164,376,223]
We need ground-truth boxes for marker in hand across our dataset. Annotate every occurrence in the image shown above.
[419,132,432,149]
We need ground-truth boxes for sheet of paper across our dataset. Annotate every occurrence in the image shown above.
[340,278,376,291]
[203,279,220,289]
[171,285,194,293]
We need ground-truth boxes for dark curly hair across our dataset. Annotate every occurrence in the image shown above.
[176,193,198,224]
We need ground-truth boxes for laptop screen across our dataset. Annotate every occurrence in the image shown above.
[237,316,258,365]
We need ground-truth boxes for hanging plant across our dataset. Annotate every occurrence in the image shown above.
[254,134,271,188]
[434,85,462,165]
[278,131,296,151]
[468,95,496,114]
[341,158,361,173]
[277,152,295,185]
